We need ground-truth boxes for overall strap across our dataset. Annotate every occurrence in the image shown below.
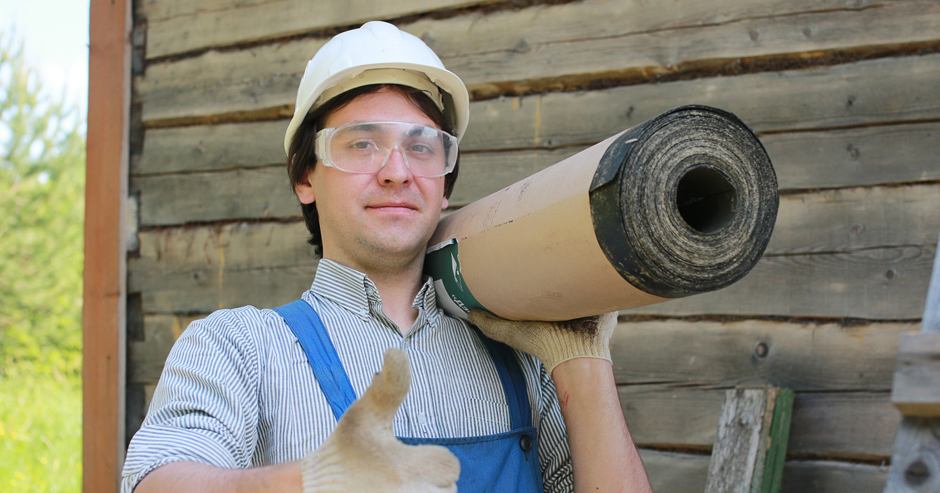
[476,331,532,429]
[274,300,356,422]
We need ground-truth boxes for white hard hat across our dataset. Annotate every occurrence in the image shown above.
[284,21,470,155]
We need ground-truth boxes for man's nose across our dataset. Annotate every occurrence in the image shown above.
[377,146,413,184]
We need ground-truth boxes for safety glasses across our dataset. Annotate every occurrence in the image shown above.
[315,121,458,177]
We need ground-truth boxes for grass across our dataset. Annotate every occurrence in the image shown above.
[0,363,82,492]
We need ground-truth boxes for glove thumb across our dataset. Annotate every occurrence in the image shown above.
[343,348,411,427]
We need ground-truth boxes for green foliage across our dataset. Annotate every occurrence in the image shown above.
[0,33,85,378]
[0,368,82,492]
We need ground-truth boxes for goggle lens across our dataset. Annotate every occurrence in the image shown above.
[315,122,458,177]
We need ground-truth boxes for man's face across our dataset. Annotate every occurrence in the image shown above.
[298,89,450,271]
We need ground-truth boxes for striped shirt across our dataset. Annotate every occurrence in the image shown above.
[122,259,573,492]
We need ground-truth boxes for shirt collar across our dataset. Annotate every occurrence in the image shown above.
[310,259,442,327]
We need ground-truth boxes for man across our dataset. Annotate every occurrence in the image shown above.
[122,21,651,492]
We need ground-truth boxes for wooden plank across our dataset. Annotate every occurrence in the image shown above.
[136,51,940,175]
[623,245,935,319]
[132,166,299,225]
[765,183,940,255]
[127,318,900,459]
[641,451,889,493]
[704,387,792,493]
[443,0,940,94]
[85,0,131,491]
[891,333,940,417]
[134,139,940,226]
[136,2,940,125]
[456,54,940,153]
[782,461,889,493]
[884,418,940,492]
[621,387,900,459]
[610,319,914,390]
[139,0,864,57]
[144,0,483,58]
[133,121,287,174]
[761,122,940,190]
[128,221,318,312]
[135,120,940,209]
[129,184,939,317]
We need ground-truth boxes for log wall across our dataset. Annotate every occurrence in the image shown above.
[126,0,940,489]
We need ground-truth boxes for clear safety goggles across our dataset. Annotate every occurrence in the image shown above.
[314,121,459,178]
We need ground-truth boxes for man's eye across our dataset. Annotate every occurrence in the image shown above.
[408,143,433,154]
[350,141,375,150]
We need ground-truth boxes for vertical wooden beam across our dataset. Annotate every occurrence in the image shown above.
[886,229,940,493]
[705,386,794,493]
[84,0,131,491]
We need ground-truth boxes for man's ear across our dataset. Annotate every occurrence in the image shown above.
[441,196,449,210]
[294,169,316,205]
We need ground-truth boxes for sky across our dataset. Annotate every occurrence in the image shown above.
[1,0,91,113]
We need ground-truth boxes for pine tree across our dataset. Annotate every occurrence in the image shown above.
[0,33,85,378]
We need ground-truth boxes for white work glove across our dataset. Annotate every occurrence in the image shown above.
[469,310,618,373]
[302,348,460,492]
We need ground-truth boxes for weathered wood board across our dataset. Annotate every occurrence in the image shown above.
[620,385,899,459]
[130,184,940,316]
[135,0,940,124]
[610,319,915,390]
[133,132,940,224]
[130,313,901,459]
[625,245,934,319]
[890,332,940,418]
[883,418,940,493]
[134,118,940,205]
[142,0,483,58]
[640,451,888,493]
[140,0,908,59]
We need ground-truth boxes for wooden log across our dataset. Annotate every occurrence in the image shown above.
[619,386,899,459]
[132,166,299,226]
[140,0,876,58]
[765,183,940,255]
[143,0,483,58]
[457,54,940,152]
[441,1,940,97]
[781,460,889,493]
[134,120,940,210]
[129,184,939,317]
[610,319,914,390]
[883,229,940,492]
[623,245,935,319]
[640,451,889,493]
[128,314,901,459]
[891,333,940,418]
[704,387,793,493]
[884,418,940,492]
[135,4,940,125]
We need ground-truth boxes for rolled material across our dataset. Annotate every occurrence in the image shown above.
[425,105,778,321]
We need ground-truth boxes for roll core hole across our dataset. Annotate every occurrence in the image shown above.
[675,166,737,235]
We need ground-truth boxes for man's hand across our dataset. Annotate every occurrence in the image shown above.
[302,348,460,492]
[469,310,618,373]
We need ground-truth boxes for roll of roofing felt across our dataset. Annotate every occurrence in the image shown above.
[425,105,778,321]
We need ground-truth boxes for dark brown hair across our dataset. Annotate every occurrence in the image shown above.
[287,84,460,256]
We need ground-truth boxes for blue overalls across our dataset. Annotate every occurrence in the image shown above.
[274,300,543,492]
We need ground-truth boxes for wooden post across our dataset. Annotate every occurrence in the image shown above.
[705,386,794,493]
[884,229,940,493]
[84,0,131,491]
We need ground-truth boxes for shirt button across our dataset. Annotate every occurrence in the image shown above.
[418,412,428,427]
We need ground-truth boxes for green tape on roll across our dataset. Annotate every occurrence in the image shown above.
[424,239,485,320]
